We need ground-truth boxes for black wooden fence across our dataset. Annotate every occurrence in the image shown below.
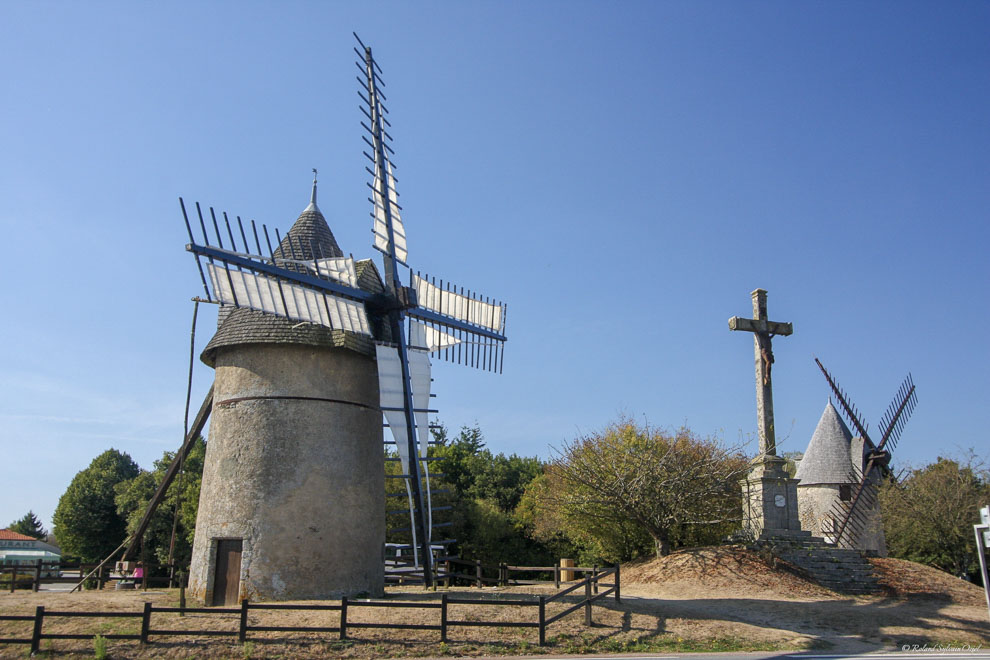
[0,560,184,592]
[386,557,613,590]
[0,566,619,653]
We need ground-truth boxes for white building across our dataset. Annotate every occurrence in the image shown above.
[0,530,61,570]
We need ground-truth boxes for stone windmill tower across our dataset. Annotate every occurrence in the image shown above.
[795,400,887,556]
[187,177,389,604]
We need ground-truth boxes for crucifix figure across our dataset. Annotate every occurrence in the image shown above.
[729,289,793,457]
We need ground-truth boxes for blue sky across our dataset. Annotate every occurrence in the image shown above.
[2,1,987,530]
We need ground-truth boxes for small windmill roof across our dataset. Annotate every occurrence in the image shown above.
[795,400,856,486]
[201,186,384,366]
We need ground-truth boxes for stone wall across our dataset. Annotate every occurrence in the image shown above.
[188,343,385,602]
[797,483,887,556]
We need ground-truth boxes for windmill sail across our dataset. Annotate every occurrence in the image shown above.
[412,275,505,333]
[409,319,460,352]
[372,158,408,265]
[277,256,360,287]
[206,263,371,335]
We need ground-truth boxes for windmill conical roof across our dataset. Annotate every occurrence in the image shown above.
[201,191,383,367]
[271,200,344,262]
[795,400,856,486]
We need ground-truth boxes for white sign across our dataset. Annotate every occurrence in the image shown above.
[774,494,786,508]
[980,505,990,526]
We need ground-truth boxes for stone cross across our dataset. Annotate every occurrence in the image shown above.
[729,288,793,457]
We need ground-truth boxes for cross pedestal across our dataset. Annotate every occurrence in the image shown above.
[729,288,803,540]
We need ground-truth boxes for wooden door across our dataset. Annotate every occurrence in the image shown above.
[212,539,242,606]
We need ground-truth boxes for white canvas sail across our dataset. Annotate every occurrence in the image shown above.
[412,275,503,332]
[409,320,461,353]
[207,263,371,335]
[372,158,408,264]
[276,256,359,287]
[376,344,434,553]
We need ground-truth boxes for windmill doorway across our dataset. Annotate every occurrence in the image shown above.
[212,539,242,606]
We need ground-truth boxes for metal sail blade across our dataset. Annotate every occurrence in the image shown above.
[407,274,507,372]
[359,39,407,267]
[875,374,917,452]
[815,357,872,445]
[376,344,434,464]
[276,256,360,287]
[358,35,433,586]
[829,460,883,548]
[187,239,373,305]
[409,319,461,353]
[371,158,408,264]
[205,263,372,335]
[411,274,506,334]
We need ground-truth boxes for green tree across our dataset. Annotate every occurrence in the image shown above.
[531,418,749,559]
[386,424,554,567]
[115,438,206,569]
[517,473,648,565]
[432,425,543,512]
[880,452,990,579]
[8,511,47,540]
[52,449,140,562]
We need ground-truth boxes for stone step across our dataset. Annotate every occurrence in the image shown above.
[781,559,873,570]
[755,538,884,595]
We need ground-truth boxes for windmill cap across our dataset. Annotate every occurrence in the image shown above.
[200,182,383,366]
[795,400,856,485]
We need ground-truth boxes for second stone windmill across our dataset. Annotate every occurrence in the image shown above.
[796,359,916,555]
[180,36,507,603]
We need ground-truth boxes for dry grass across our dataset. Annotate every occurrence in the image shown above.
[1,547,988,658]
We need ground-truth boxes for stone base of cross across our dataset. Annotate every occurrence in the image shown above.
[739,456,802,540]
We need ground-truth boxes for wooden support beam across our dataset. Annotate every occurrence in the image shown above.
[122,384,214,561]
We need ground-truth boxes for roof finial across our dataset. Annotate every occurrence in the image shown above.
[311,168,318,205]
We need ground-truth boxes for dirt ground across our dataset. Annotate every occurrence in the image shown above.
[0,546,987,658]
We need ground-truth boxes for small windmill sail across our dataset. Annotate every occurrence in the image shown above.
[814,358,917,548]
[180,35,508,587]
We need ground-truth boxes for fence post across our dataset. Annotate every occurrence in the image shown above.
[584,577,592,626]
[440,593,448,643]
[97,564,106,590]
[8,567,14,593]
[179,582,186,616]
[475,559,482,588]
[239,598,249,642]
[141,564,148,591]
[592,564,599,594]
[614,563,621,603]
[33,559,42,592]
[538,596,546,646]
[141,601,152,645]
[339,596,348,640]
[30,605,44,655]
[554,563,560,589]
[445,560,451,588]
[499,563,507,587]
